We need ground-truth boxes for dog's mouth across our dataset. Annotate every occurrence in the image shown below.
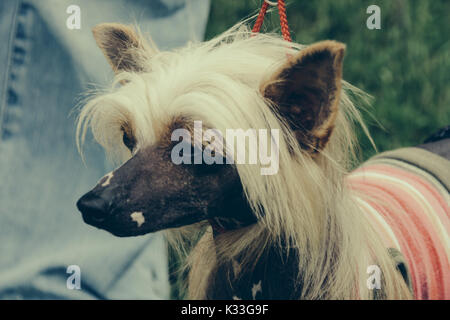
[80,209,106,225]
[80,211,106,228]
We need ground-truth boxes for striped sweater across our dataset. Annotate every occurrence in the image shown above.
[347,147,450,299]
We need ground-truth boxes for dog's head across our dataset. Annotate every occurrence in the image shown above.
[76,23,345,237]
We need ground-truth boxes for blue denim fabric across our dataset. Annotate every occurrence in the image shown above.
[0,0,210,299]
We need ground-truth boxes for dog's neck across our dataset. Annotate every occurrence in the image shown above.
[204,190,303,299]
[208,216,255,237]
[207,186,258,237]
[205,225,303,299]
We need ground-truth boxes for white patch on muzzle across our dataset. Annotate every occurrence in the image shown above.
[100,171,114,187]
[130,211,145,227]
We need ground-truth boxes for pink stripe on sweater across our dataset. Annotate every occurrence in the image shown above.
[348,163,450,299]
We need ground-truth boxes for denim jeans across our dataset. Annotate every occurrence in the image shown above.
[0,0,210,299]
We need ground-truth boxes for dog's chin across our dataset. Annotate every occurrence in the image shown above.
[88,222,153,237]
[80,213,150,237]
[104,227,150,237]
[80,209,208,237]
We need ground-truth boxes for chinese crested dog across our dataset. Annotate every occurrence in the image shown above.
[76,23,449,299]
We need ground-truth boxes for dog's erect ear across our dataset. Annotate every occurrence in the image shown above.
[262,41,345,153]
[92,23,156,73]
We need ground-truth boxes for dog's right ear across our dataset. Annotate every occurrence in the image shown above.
[261,41,345,154]
[92,23,157,73]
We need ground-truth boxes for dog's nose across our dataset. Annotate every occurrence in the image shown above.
[76,192,108,222]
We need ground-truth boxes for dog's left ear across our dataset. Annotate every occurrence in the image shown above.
[92,23,157,73]
[261,41,345,153]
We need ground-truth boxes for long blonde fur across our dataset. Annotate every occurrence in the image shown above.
[77,23,412,299]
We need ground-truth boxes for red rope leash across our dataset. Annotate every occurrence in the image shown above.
[277,0,292,42]
[252,1,269,34]
[252,0,292,42]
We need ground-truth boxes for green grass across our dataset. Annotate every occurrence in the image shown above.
[205,0,450,159]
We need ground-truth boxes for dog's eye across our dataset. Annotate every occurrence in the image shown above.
[121,126,136,152]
